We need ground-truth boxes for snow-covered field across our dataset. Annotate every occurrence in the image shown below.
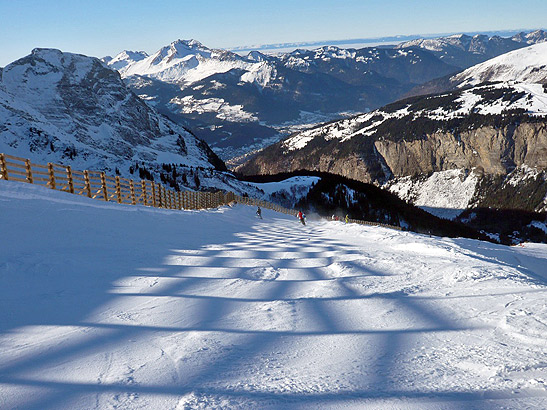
[1,181,546,409]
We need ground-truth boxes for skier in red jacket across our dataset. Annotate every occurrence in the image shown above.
[297,211,306,225]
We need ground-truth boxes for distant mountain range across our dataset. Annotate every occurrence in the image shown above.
[397,29,547,69]
[103,30,547,160]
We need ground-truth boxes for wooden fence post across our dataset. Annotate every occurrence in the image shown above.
[66,166,74,193]
[115,176,122,203]
[158,184,163,208]
[130,180,136,205]
[25,159,33,184]
[47,163,55,189]
[0,153,8,181]
[141,180,148,206]
[151,182,157,208]
[84,170,92,197]
[101,172,108,201]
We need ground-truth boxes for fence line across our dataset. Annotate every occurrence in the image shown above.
[0,152,401,230]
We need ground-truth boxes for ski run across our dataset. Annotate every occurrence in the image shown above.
[1,181,546,409]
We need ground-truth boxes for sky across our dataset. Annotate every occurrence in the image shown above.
[1,0,546,66]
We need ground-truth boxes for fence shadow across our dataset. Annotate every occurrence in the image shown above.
[1,198,527,409]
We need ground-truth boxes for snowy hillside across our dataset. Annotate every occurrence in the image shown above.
[279,81,547,153]
[452,41,547,87]
[1,180,546,409]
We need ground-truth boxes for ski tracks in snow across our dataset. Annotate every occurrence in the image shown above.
[1,191,546,409]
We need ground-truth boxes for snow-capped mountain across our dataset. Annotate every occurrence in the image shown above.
[0,48,235,190]
[102,50,149,71]
[118,40,260,85]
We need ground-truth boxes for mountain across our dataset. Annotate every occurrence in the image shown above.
[102,50,149,71]
[0,48,258,193]
[236,78,547,217]
[107,39,459,160]
[409,41,547,97]
[397,30,547,69]
[106,31,547,161]
[451,41,547,87]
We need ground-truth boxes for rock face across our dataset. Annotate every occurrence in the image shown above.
[375,122,547,177]
[238,123,547,182]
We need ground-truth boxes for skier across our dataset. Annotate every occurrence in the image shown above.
[345,214,349,224]
[297,210,306,225]
[256,206,262,219]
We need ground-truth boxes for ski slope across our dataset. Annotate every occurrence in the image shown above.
[1,181,546,409]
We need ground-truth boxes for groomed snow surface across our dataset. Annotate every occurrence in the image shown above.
[1,181,546,409]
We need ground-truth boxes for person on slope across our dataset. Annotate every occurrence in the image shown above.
[256,206,262,219]
[345,214,349,224]
[297,210,306,225]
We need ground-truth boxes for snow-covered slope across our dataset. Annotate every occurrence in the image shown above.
[386,169,480,219]
[102,50,149,71]
[0,48,225,181]
[452,41,547,87]
[1,181,546,409]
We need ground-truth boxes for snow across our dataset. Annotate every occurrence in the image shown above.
[453,42,547,86]
[248,176,320,197]
[107,51,149,71]
[1,180,546,409]
[247,176,320,207]
[387,170,479,219]
[169,96,258,123]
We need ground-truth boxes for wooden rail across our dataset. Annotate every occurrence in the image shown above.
[0,153,237,211]
[0,152,402,230]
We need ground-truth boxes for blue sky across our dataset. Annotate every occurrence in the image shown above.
[1,0,546,66]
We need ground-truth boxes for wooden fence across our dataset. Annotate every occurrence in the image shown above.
[0,152,401,230]
[0,153,237,210]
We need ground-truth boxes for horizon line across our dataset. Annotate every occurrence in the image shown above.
[227,27,545,53]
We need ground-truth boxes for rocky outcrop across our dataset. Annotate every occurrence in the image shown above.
[239,122,547,184]
[375,123,547,177]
